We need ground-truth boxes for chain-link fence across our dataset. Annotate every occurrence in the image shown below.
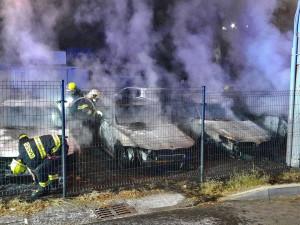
[0,81,293,196]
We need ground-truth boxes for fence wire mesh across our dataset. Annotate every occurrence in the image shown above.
[0,81,62,195]
[0,82,293,196]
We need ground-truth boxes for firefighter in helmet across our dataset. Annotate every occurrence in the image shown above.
[66,83,101,146]
[11,134,68,199]
[86,89,104,143]
[66,82,95,120]
[66,82,83,98]
[86,89,103,116]
[87,89,101,103]
[65,82,82,110]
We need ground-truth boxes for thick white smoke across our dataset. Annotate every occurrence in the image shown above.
[1,0,59,66]
[0,0,71,82]
[170,0,293,91]
[74,0,162,88]
[228,0,293,90]
[171,0,229,91]
[0,0,296,90]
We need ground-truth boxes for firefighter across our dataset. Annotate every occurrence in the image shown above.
[10,133,68,199]
[85,89,104,144]
[66,83,101,146]
[66,82,95,120]
[66,82,84,99]
[87,89,101,103]
[86,89,103,117]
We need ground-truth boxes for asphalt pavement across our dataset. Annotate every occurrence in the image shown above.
[1,183,300,225]
[92,197,300,225]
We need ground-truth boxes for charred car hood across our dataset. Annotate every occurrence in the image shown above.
[205,120,270,144]
[116,122,195,150]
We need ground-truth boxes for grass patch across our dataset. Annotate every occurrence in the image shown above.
[191,172,270,200]
[277,169,300,183]
[199,180,224,198]
[224,172,270,192]
[0,198,53,217]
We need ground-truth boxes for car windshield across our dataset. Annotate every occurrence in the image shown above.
[115,104,164,125]
[184,103,238,121]
[118,88,142,100]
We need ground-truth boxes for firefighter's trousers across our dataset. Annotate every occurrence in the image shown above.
[33,158,61,189]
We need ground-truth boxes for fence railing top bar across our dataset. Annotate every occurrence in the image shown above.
[0,80,61,83]
[206,90,294,97]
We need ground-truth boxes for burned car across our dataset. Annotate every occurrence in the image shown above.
[174,98,271,159]
[0,99,76,184]
[94,87,195,169]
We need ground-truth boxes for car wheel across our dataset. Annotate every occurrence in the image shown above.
[115,141,140,168]
[115,140,129,168]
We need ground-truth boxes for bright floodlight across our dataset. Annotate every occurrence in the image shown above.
[230,23,236,29]
[222,27,227,31]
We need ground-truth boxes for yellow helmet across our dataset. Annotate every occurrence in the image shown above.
[10,159,27,174]
[19,133,28,140]
[87,89,101,100]
[66,82,77,92]
[224,86,230,91]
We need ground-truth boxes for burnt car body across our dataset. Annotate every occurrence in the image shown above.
[94,87,195,169]
[0,99,76,184]
[174,97,271,159]
[257,116,287,139]
[221,88,288,140]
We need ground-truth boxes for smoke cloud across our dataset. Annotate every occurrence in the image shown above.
[0,0,59,65]
[0,0,296,90]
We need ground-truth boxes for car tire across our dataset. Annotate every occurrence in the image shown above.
[115,141,140,168]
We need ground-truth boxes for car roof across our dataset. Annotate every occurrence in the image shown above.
[0,99,57,107]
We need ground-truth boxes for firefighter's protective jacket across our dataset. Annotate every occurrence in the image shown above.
[17,135,67,170]
[69,97,96,120]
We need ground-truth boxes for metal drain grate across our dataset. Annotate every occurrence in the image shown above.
[95,203,136,220]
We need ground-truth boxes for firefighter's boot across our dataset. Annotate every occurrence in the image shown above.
[50,179,60,191]
[31,186,50,199]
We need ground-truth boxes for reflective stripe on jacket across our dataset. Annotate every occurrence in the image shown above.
[17,134,67,170]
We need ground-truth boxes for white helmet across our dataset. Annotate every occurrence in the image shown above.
[87,89,101,100]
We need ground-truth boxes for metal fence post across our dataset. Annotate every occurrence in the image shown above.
[200,86,206,183]
[287,0,300,167]
[61,80,67,198]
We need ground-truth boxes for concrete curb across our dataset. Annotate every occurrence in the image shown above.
[219,183,300,201]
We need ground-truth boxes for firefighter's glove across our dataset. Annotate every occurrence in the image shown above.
[95,111,103,124]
